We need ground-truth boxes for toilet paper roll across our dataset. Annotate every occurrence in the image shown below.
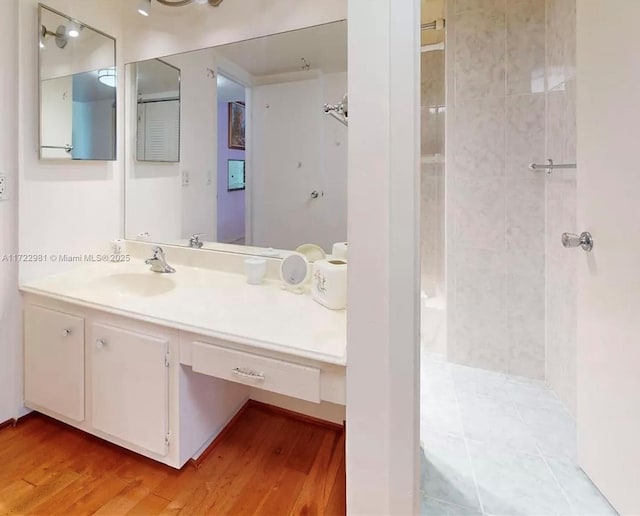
[331,242,348,260]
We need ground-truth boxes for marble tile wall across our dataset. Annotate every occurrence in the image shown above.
[421,50,446,300]
[446,0,548,378]
[545,0,577,415]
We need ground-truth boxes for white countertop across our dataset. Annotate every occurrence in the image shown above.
[20,261,347,366]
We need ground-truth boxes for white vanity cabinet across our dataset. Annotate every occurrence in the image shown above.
[22,293,345,468]
[90,323,170,457]
[24,305,85,423]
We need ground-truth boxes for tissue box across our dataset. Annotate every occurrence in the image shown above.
[311,259,347,310]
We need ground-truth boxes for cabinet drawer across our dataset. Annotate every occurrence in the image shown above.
[191,342,321,403]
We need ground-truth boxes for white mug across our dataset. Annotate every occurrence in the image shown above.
[245,258,267,285]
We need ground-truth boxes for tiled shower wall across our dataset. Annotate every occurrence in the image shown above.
[545,0,577,415]
[446,0,547,378]
[421,49,446,299]
[445,0,578,398]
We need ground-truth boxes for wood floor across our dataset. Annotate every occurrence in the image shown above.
[0,404,346,515]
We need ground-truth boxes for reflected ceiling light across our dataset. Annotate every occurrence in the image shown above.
[67,21,80,38]
[98,69,117,88]
[137,0,151,16]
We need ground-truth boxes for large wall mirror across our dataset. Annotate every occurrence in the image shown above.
[125,21,347,257]
[39,4,117,160]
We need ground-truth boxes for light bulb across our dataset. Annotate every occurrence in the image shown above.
[67,21,80,38]
[137,0,151,16]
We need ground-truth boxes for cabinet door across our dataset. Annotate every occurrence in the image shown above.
[91,323,169,456]
[24,305,85,422]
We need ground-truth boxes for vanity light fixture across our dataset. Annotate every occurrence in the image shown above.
[137,0,151,16]
[41,25,70,49]
[139,0,223,12]
[67,21,80,38]
[98,69,117,88]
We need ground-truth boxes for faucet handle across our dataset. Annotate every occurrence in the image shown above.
[152,246,165,258]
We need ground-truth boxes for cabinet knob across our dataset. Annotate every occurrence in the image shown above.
[95,339,106,350]
[61,328,72,337]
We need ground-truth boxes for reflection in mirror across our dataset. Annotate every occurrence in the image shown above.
[136,59,181,162]
[39,5,117,161]
[125,21,347,257]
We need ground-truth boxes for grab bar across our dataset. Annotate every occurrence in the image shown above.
[529,159,576,174]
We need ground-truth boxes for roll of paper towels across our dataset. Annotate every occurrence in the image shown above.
[331,242,348,260]
[311,259,347,310]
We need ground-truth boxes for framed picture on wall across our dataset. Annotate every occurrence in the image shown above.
[228,101,246,150]
[228,159,246,191]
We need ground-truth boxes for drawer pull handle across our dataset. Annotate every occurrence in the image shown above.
[95,339,106,350]
[232,367,265,382]
[61,328,72,337]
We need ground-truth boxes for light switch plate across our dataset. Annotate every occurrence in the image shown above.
[182,170,190,187]
[0,176,7,201]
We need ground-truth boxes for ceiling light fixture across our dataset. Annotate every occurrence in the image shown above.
[98,68,117,88]
[137,0,151,16]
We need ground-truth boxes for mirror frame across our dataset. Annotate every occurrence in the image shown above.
[38,3,118,161]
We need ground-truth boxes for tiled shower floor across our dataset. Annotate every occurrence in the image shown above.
[420,353,617,516]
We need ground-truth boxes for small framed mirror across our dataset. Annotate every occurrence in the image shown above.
[39,4,117,161]
[135,59,181,162]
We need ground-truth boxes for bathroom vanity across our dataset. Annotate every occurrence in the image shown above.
[21,245,346,468]
[26,5,348,470]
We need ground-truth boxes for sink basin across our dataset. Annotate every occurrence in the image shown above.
[87,273,175,298]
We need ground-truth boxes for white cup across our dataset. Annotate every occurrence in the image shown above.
[245,257,267,285]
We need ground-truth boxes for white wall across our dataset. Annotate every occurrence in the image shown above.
[122,0,347,64]
[19,0,125,285]
[346,0,420,513]
[251,73,347,252]
[0,0,20,423]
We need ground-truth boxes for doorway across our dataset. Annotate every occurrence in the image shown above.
[216,73,246,245]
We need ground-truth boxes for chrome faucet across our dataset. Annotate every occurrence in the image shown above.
[145,247,176,273]
[189,233,204,249]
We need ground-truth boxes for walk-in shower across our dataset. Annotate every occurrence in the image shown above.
[419,0,615,514]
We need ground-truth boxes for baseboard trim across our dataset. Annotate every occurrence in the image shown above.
[187,399,345,469]
[0,411,37,432]
[187,400,252,469]
[0,418,15,431]
[248,400,345,432]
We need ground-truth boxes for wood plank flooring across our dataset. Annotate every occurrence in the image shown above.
[0,405,345,515]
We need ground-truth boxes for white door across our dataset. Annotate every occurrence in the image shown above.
[577,2,640,514]
[91,323,170,456]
